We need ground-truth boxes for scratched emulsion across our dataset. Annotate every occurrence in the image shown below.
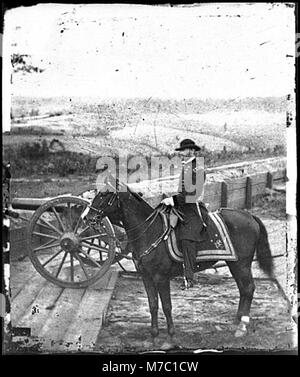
[3,3,295,354]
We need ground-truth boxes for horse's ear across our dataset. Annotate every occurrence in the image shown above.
[105,173,128,192]
[100,174,114,192]
[104,173,115,189]
[117,180,128,192]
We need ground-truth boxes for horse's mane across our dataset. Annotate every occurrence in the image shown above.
[105,175,154,210]
[117,180,154,210]
[126,184,154,210]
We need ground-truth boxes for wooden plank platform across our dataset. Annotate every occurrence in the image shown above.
[10,259,120,352]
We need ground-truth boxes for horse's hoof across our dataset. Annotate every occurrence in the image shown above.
[234,316,249,337]
[152,338,159,349]
[234,328,247,338]
[142,340,154,350]
[161,341,175,351]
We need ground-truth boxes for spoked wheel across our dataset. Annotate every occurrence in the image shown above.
[27,196,116,288]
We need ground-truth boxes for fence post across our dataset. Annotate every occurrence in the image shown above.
[266,172,273,189]
[245,176,252,209]
[283,168,287,182]
[221,181,228,208]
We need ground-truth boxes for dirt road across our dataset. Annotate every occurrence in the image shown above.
[96,272,293,353]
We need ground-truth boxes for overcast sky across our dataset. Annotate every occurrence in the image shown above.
[3,3,295,99]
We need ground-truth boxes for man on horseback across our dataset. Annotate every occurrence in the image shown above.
[161,139,207,289]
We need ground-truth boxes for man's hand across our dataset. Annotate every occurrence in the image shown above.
[161,197,174,206]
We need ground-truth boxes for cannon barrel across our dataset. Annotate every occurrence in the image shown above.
[12,198,50,211]
[11,197,72,212]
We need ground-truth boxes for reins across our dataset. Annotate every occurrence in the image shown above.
[88,191,159,235]
[88,191,184,262]
[132,205,184,261]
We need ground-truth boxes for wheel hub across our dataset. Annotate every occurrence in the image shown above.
[60,232,80,253]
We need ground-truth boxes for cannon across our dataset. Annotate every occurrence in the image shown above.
[10,192,131,289]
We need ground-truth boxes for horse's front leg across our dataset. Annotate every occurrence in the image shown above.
[158,278,176,350]
[141,275,159,346]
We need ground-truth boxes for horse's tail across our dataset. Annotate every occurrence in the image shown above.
[252,215,274,277]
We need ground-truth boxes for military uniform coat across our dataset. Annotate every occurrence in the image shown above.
[172,157,206,241]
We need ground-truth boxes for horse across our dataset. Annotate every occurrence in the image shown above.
[83,177,274,349]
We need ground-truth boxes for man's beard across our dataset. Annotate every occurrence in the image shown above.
[183,153,194,161]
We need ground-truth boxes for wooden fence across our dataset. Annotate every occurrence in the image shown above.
[11,159,286,212]
[202,168,286,211]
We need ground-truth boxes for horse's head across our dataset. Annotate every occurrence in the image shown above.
[82,173,152,230]
[82,176,123,228]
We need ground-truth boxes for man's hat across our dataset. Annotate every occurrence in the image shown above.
[175,139,201,151]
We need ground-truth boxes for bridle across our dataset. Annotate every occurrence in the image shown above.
[85,190,178,262]
[88,190,159,236]
[87,191,120,224]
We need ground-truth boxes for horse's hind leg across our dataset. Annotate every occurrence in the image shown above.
[158,278,176,350]
[227,261,255,337]
[141,275,159,346]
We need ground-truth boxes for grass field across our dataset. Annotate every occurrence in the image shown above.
[3,96,287,177]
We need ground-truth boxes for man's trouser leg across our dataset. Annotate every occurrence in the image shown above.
[181,239,197,281]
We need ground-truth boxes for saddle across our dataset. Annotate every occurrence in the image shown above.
[158,204,237,263]
[154,204,184,241]
[158,201,209,239]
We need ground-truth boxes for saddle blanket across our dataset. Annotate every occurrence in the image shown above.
[161,209,237,263]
